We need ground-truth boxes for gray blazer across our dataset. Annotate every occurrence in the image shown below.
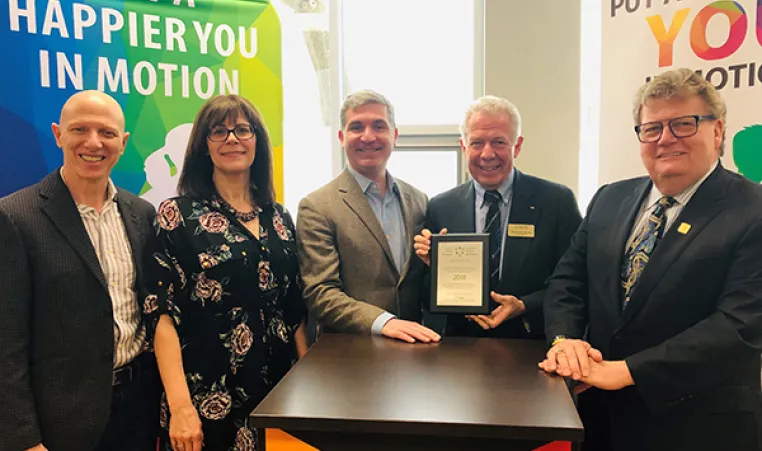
[0,171,156,451]
[296,169,428,333]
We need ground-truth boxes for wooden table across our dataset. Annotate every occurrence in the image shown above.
[252,334,583,451]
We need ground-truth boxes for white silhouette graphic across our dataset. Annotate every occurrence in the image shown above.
[141,123,193,207]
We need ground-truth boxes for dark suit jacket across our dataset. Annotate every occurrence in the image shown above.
[427,170,581,339]
[0,171,156,451]
[544,165,762,451]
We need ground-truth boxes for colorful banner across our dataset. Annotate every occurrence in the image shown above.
[600,0,761,185]
[0,0,283,203]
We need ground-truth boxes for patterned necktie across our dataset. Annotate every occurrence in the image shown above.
[620,196,676,309]
[484,190,503,293]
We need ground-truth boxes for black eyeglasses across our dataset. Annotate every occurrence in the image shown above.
[634,115,716,143]
[208,124,255,142]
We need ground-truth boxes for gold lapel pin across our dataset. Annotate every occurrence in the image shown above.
[677,222,691,235]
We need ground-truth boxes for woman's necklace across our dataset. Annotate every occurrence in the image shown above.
[215,194,259,222]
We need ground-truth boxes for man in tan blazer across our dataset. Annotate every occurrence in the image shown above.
[296,90,441,343]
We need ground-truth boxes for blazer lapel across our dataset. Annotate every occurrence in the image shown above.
[39,171,107,289]
[397,187,417,281]
[617,168,727,330]
[339,170,398,275]
[604,179,651,319]
[501,171,537,285]
[116,190,144,289]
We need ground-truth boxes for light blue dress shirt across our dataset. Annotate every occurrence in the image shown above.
[473,169,515,279]
[348,167,408,334]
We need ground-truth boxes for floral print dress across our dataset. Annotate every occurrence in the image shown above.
[143,196,305,451]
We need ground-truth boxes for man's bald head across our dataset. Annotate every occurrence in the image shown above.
[59,90,126,131]
[52,90,130,188]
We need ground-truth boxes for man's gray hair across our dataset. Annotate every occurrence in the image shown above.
[633,68,727,155]
[340,90,396,129]
[460,95,522,141]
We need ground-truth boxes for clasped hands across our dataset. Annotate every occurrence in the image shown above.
[538,339,635,393]
[415,228,634,392]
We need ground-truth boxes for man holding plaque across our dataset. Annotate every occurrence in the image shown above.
[297,90,441,344]
[414,95,582,339]
[540,68,762,451]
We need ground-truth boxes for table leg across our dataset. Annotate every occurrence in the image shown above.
[256,428,267,451]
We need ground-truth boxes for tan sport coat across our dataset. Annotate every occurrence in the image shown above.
[296,169,428,333]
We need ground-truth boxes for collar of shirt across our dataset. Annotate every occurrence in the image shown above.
[347,166,400,197]
[473,168,515,208]
[60,168,119,213]
[645,160,718,209]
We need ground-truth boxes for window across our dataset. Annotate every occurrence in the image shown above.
[341,0,477,126]
[279,0,483,215]
[336,0,483,195]
[274,0,335,215]
[386,149,461,199]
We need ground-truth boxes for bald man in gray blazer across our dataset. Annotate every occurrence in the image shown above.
[297,90,440,343]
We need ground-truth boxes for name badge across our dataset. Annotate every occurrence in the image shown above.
[507,224,535,238]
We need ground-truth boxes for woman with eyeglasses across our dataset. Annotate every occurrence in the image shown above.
[143,94,308,451]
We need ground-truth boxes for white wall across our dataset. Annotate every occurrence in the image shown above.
[484,0,581,197]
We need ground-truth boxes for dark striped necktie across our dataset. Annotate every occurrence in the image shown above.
[484,190,503,293]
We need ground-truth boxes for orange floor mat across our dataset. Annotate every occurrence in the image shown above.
[265,429,570,451]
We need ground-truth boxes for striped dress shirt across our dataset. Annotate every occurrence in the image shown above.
[67,175,144,368]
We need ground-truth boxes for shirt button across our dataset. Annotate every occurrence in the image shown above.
[157,281,163,287]
[241,251,247,256]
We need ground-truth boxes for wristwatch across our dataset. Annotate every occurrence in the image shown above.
[550,335,568,347]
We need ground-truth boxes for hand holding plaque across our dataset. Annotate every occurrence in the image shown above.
[429,233,490,314]
[413,227,447,266]
[467,292,526,330]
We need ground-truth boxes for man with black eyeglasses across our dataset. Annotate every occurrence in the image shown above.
[540,68,762,451]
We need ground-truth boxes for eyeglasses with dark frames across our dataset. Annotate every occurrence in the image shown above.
[208,124,255,142]
[634,115,716,143]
